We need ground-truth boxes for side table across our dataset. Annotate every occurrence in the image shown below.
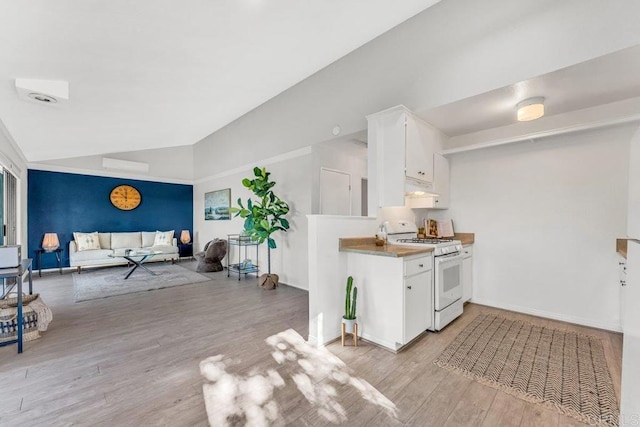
[0,259,33,354]
[35,248,63,277]
[178,243,193,260]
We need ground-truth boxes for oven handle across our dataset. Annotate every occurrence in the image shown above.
[435,252,463,264]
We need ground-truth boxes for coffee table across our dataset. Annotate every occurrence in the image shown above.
[109,250,162,279]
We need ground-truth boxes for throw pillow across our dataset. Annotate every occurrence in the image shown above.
[153,230,174,246]
[73,231,101,251]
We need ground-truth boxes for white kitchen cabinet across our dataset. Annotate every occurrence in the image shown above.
[405,116,434,183]
[619,255,626,331]
[405,153,450,209]
[462,245,473,303]
[404,270,432,343]
[367,105,443,210]
[345,251,432,351]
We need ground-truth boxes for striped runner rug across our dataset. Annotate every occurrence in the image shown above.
[434,314,619,427]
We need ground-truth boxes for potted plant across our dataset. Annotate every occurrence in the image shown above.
[343,276,358,333]
[231,167,290,289]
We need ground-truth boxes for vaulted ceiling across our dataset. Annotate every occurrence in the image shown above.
[0,0,440,162]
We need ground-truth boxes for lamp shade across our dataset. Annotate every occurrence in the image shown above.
[42,233,60,252]
[180,230,191,244]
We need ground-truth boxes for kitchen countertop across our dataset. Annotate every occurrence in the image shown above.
[339,232,475,258]
[339,237,433,258]
[617,238,628,259]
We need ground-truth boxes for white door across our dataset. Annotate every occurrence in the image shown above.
[320,168,351,215]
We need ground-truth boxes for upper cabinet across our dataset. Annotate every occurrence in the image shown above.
[405,116,434,184]
[405,153,450,209]
[367,105,445,212]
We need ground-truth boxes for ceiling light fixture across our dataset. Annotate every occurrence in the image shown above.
[516,97,545,121]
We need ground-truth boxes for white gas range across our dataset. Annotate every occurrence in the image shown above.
[385,220,464,331]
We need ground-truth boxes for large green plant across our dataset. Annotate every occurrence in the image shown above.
[231,167,290,274]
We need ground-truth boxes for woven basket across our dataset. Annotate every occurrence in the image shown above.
[0,303,40,343]
[0,293,40,308]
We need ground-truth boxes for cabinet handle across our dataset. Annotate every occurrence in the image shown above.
[619,262,626,266]
[418,264,424,267]
[464,251,469,254]
[621,281,626,287]
[407,286,412,290]
[435,200,439,203]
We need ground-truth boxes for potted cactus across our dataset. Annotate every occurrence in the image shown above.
[342,276,358,333]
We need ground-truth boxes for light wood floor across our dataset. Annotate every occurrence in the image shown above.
[0,261,622,426]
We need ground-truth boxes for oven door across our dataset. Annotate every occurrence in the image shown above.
[434,252,463,311]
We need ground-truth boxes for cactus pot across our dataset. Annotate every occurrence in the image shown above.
[342,317,357,334]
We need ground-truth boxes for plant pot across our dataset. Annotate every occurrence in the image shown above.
[258,273,279,290]
[342,317,357,334]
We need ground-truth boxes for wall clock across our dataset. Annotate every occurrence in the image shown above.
[110,185,142,211]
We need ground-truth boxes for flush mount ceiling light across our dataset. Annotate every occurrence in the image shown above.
[516,97,545,121]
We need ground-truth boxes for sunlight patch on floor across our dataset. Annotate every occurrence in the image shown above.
[200,329,397,426]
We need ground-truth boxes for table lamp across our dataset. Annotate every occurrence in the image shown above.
[180,230,191,244]
[42,233,60,252]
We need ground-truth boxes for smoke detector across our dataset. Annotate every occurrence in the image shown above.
[15,79,69,105]
[28,93,58,103]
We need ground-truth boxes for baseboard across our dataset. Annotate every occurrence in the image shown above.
[471,297,622,333]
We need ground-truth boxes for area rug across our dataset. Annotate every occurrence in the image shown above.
[434,314,619,427]
[73,264,210,302]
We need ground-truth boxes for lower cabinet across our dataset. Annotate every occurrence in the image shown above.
[404,271,432,344]
[619,255,627,331]
[346,251,432,351]
[462,245,473,303]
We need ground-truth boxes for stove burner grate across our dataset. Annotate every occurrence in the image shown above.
[396,238,454,244]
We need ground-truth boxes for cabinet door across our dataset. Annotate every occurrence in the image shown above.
[621,241,640,417]
[405,116,433,183]
[432,153,450,209]
[404,272,432,344]
[462,255,473,303]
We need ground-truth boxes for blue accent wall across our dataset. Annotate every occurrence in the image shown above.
[28,170,193,268]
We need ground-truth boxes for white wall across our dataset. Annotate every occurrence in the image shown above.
[308,215,377,345]
[30,145,194,184]
[311,144,367,216]
[193,151,312,289]
[442,124,635,331]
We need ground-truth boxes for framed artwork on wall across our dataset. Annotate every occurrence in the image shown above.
[205,188,231,221]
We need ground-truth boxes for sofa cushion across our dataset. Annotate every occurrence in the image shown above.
[73,232,101,251]
[141,232,156,248]
[111,232,142,249]
[98,233,111,249]
[71,249,114,262]
[153,230,174,246]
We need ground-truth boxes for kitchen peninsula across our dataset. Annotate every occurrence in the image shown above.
[338,230,475,352]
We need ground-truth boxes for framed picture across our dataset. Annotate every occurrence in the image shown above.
[205,188,231,221]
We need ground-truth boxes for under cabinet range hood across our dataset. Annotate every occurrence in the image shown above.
[405,179,438,197]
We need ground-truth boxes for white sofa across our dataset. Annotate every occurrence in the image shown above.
[69,231,179,272]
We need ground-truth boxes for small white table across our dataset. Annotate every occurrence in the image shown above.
[109,250,161,279]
